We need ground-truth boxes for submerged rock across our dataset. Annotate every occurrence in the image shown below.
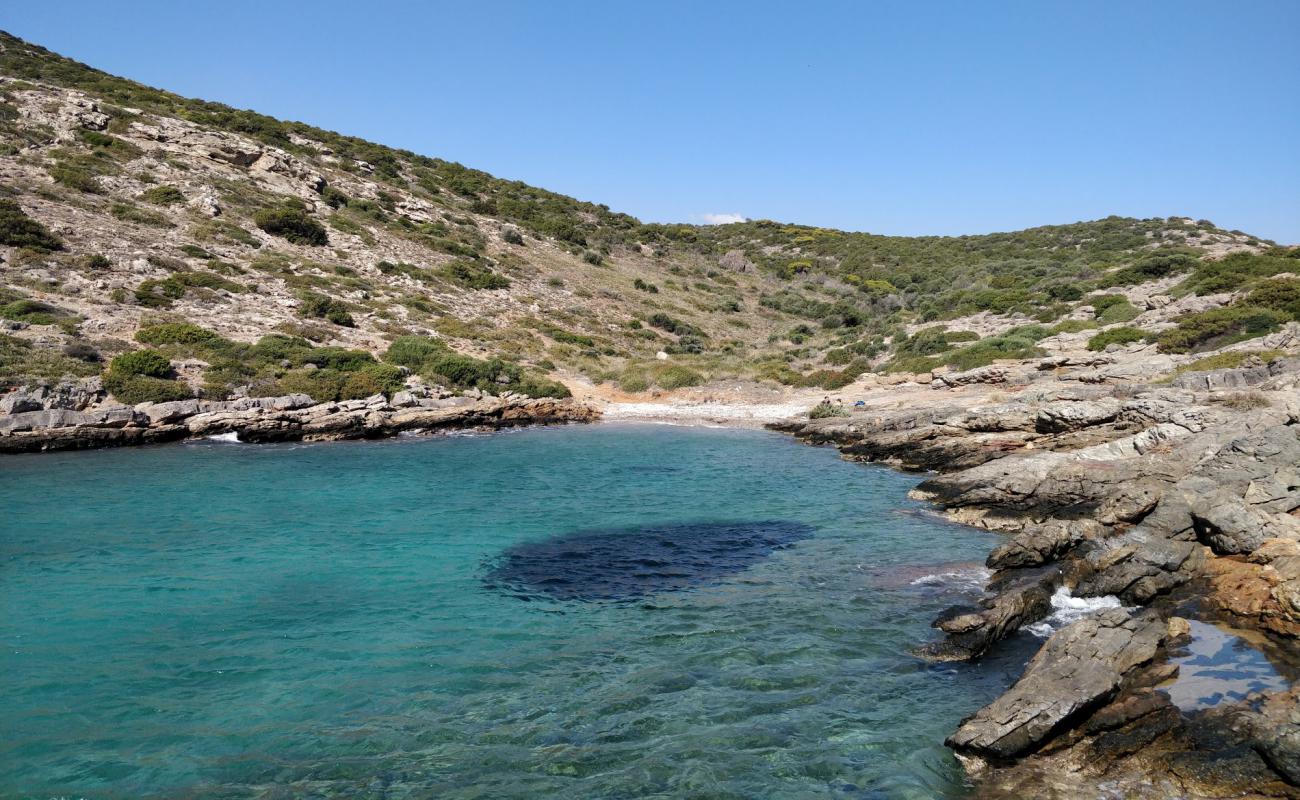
[483,520,816,601]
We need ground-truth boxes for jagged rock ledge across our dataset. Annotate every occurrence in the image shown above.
[770,357,1300,798]
[0,391,600,454]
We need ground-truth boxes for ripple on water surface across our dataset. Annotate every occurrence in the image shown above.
[0,424,1023,799]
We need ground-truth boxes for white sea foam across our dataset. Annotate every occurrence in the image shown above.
[206,431,241,443]
[1026,587,1126,637]
[908,567,992,593]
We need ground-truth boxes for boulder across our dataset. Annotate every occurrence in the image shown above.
[947,608,1166,760]
[390,390,419,408]
[718,249,756,273]
[137,399,201,425]
[1035,399,1122,433]
[1075,526,1204,604]
[933,365,1011,388]
[926,566,1059,661]
[986,519,1103,570]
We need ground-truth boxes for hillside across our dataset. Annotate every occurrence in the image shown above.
[2,30,1298,406]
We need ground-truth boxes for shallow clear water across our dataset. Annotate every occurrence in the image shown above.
[0,424,1028,799]
[1166,620,1290,711]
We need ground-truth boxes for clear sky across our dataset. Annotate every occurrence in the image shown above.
[4,1,1298,241]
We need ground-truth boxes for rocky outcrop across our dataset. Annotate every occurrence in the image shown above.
[947,608,1167,761]
[0,393,599,453]
[927,565,1058,661]
[775,359,1300,796]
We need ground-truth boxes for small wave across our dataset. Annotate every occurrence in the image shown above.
[206,432,241,443]
[908,567,992,592]
[1026,587,1126,637]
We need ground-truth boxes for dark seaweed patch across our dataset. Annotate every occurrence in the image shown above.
[484,520,815,601]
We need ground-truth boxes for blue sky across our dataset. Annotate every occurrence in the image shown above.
[5,1,1298,241]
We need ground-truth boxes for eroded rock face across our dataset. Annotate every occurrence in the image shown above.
[947,608,1166,760]
[0,393,600,453]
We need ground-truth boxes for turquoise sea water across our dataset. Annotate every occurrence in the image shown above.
[0,424,1029,799]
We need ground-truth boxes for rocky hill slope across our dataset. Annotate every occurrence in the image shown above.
[2,30,1297,415]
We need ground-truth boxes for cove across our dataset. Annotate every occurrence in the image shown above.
[0,423,1022,799]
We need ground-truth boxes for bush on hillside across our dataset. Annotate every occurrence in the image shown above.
[1156,305,1288,353]
[809,400,849,419]
[441,259,510,290]
[384,335,448,368]
[297,292,355,326]
[943,335,1043,371]
[253,205,329,246]
[1245,278,1300,319]
[1086,326,1147,351]
[655,365,705,389]
[0,199,62,251]
[103,348,190,404]
[139,185,185,205]
[135,322,225,347]
[109,349,172,378]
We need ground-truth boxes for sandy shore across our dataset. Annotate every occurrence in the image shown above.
[599,400,810,427]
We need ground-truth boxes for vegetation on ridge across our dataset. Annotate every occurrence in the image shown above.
[0,29,1295,402]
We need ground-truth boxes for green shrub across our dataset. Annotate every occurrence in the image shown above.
[1179,251,1295,296]
[0,299,65,325]
[1048,319,1099,334]
[655,365,704,389]
[76,130,141,159]
[319,185,349,208]
[139,185,185,205]
[253,205,328,246]
[633,278,659,293]
[61,341,101,362]
[134,278,185,308]
[297,292,355,326]
[944,335,1044,370]
[135,322,224,347]
[798,369,857,390]
[502,228,524,245]
[303,346,376,372]
[511,377,571,399]
[269,369,347,402]
[384,335,448,368]
[809,400,849,419]
[441,259,510,290]
[647,313,702,337]
[881,354,943,374]
[1086,326,1147,351]
[110,202,174,228]
[1172,349,1282,375]
[618,370,650,392]
[49,163,102,193]
[0,199,62,251]
[109,348,172,378]
[341,362,405,398]
[102,373,193,404]
[424,353,517,389]
[1156,305,1288,353]
[78,253,112,270]
[1245,278,1300,319]
[546,328,594,347]
[1096,300,1140,324]
[1097,252,1198,288]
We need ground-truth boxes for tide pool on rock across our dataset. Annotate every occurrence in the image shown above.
[1,424,1022,799]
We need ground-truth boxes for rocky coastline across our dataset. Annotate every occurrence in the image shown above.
[772,355,1300,797]
[0,380,600,454]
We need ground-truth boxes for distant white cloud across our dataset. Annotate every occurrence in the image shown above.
[700,213,747,225]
